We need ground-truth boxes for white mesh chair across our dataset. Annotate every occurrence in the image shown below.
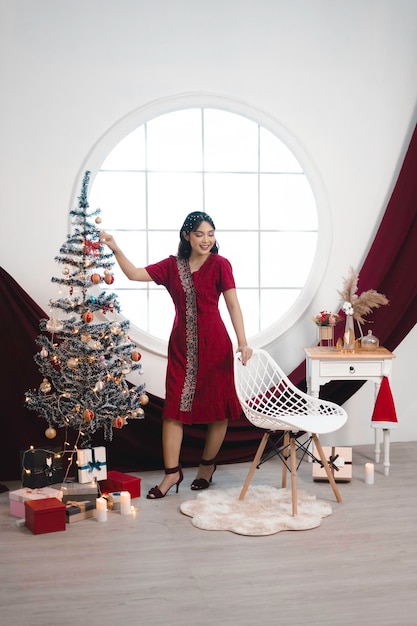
[234,348,348,516]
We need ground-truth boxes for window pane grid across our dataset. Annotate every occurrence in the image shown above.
[92,108,318,340]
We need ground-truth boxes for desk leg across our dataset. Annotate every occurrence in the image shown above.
[383,429,390,476]
[374,428,381,463]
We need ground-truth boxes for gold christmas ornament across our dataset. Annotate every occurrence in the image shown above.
[45,426,57,439]
[139,393,149,406]
[40,378,52,393]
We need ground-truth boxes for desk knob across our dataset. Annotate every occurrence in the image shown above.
[349,365,355,373]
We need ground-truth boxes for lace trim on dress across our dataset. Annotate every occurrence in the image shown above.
[176,257,198,412]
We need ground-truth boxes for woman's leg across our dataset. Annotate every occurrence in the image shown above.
[193,419,228,482]
[149,418,184,497]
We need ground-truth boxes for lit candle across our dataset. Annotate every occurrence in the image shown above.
[120,491,131,515]
[96,497,107,522]
[365,462,374,485]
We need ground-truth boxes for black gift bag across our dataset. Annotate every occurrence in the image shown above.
[21,448,64,488]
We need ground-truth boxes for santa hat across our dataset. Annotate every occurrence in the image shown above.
[371,376,398,429]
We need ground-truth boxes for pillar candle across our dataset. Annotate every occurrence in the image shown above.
[365,462,374,485]
[120,491,131,515]
[96,497,107,522]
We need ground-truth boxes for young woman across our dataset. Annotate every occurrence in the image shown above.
[100,211,252,499]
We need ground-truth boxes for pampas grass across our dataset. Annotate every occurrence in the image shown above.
[338,266,389,324]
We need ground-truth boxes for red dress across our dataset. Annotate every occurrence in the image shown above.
[145,254,243,425]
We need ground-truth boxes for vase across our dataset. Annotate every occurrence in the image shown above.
[343,314,356,352]
[318,325,334,347]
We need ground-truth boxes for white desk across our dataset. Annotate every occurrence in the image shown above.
[304,346,396,476]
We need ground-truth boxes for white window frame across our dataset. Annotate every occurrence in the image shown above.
[73,93,332,357]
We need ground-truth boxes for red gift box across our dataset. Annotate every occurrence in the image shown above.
[99,470,141,498]
[25,497,66,535]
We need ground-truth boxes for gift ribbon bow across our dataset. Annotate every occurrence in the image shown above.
[79,448,106,474]
[84,238,101,255]
[319,453,340,472]
[66,500,91,512]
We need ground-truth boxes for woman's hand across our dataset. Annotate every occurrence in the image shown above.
[99,231,118,253]
[237,345,253,366]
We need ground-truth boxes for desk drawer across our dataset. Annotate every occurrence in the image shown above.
[320,360,384,378]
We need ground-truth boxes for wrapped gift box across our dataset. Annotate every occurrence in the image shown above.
[21,448,63,488]
[312,445,352,482]
[65,500,96,523]
[99,470,141,499]
[9,487,63,518]
[62,480,99,504]
[77,446,107,484]
[25,497,66,534]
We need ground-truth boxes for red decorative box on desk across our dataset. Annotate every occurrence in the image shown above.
[99,471,141,498]
[25,497,66,535]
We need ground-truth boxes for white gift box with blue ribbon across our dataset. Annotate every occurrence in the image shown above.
[77,446,107,484]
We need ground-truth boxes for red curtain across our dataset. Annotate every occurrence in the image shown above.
[290,123,417,404]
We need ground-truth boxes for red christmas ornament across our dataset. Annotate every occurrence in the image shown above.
[83,409,94,422]
[104,274,114,285]
[112,416,125,429]
[83,311,94,323]
[90,273,101,284]
[131,351,141,362]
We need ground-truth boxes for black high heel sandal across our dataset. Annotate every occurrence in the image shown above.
[146,465,183,499]
[190,458,217,491]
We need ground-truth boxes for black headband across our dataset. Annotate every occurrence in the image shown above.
[181,211,215,234]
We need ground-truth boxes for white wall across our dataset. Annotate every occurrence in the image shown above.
[1,0,417,444]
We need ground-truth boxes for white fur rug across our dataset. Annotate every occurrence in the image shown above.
[180,486,332,536]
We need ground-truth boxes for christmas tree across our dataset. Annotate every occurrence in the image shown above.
[25,171,147,449]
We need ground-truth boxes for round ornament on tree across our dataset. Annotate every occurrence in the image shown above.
[39,378,51,393]
[83,409,94,422]
[132,350,141,362]
[113,416,126,429]
[45,426,57,439]
[90,273,101,284]
[82,311,94,323]
[139,393,149,406]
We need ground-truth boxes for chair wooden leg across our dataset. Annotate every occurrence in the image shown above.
[290,435,298,516]
[312,434,343,503]
[281,432,289,488]
[239,432,270,500]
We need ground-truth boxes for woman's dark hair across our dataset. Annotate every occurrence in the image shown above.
[177,211,219,259]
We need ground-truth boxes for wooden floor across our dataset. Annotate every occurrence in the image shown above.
[1,441,416,626]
